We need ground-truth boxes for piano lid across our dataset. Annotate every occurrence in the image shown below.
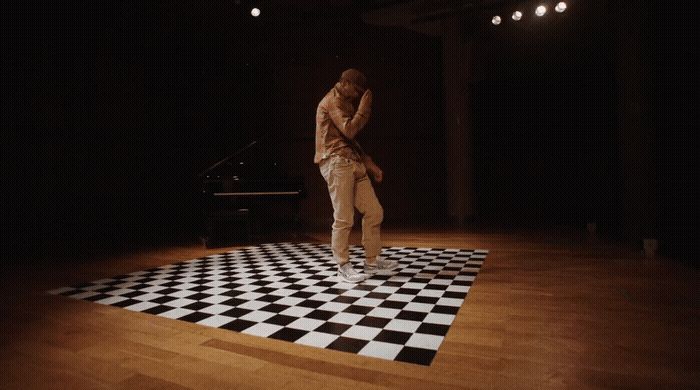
[200,138,288,179]
[200,137,305,198]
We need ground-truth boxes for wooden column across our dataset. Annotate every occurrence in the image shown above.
[612,1,656,244]
[441,17,474,226]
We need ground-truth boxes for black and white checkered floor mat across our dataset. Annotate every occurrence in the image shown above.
[48,242,487,365]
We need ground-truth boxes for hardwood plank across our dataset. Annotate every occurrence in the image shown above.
[114,374,192,390]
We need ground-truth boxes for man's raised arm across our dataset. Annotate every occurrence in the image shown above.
[328,89,372,139]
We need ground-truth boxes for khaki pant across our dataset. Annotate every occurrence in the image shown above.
[319,155,383,265]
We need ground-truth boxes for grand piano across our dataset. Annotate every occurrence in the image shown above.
[199,139,306,247]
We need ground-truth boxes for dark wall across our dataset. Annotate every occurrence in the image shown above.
[645,2,699,260]
[2,1,208,260]
[468,0,697,259]
[470,0,620,231]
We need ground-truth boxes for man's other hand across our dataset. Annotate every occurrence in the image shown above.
[371,167,383,183]
[367,162,383,183]
[358,89,372,113]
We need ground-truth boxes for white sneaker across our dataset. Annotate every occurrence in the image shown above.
[338,262,366,283]
[364,257,399,275]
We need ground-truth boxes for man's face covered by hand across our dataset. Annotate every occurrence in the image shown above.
[351,81,366,99]
[340,68,367,100]
[340,79,364,99]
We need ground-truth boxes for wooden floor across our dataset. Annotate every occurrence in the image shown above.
[1,228,698,389]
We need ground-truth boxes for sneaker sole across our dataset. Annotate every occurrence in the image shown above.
[337,274,365,283]
[364,266,398,275]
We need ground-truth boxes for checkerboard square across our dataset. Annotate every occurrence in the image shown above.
[329,312,364,325]
[405,333,444,350]
[396,310,428,322]
[197,315,237,328]
[264,314,298,326]
[179,312,212,323]
[160,307,195,319]
[122,301,159,312]
[269,328,307,342]
[342,325,383,341]
[221,319,256,332]
[279,305,315,317]
[396,346,437,365]
[142,305,173,315]
[357,316,392,328]
[374,329,412,345]
[220,307,252,318]
[367,307,401,319]
[242,323,283,337]
[385,319,423,333]
[416,323,451,336]
[240,310,276,322]
[287,317,326,331]
[314,322,352,335]
[295,331,338,348]
[327,337,369,353]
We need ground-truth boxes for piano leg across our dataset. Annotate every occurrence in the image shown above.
[203,208,251,248]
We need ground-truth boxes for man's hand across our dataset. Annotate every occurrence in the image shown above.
[364,156,383,183]
[358,89,372,114]
[369,165,383,183]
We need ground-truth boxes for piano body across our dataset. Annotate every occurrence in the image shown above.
[200,139,305,247]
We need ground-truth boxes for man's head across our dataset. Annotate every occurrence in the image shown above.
[339,68,367,98]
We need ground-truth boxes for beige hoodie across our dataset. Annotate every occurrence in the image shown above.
[314,84,371,164]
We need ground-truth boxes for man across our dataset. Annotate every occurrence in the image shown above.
[315,68,398,283]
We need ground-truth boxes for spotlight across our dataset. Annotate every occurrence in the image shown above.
[535,5,547,16]
[251,8,261,17]
[555,2,567,12]
[492,15,502,25]
[512,11,522,21]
